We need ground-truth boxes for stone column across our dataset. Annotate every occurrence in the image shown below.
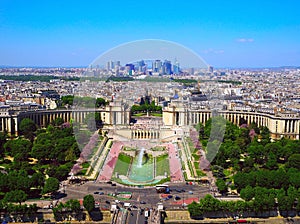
[7,117,12,134]
[0,118,3,131]
[13,117,18,135]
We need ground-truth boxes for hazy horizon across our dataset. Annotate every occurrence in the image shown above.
[1,0,300,68]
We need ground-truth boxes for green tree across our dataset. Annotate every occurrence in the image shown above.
[65,143,80,162]
[234,172,256,191]
[234,200,247,214]
[260,126,270,145]
[211,165,225,179]
[96,98,107,107]
[236,128,250,149]
[253,187,275,213]
[61,95,74,106]
[4,138,32,161]
[0,131,7,156]
[51,136,76,162]
[83,194,95,213]
[31,142,52,163]
[266,152,278,170]
[66,199,81,213]
[42,177,59,195]
[51,117,64,126]
[289,170,300,188]
[287,154,300,170]
[188,201,202,218]
[30,172,45,189]
[4,190,27,205]
[273,169,288,189]
[216,179,228,195]
[196,122,205,139]
[199,194,221,213]
[248,143,266,164]
[19,118,37,141]
[241,157,255,172]
[287,186,298,200]
[278,195,294,214]
[47,164,71,181]
[240,185,254,201]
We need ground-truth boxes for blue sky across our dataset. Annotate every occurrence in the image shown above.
[0,0,300,67]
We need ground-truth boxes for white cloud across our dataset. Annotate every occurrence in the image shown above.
[202,48,224,54]
[236,38,254,43]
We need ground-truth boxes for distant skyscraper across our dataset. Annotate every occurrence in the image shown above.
[107,61,115,70]
[163,60,172,75]
[125,63,135,75]
[138,60,145,73]
[209,65,214,73]
[152,60,162,73]
[189,68,195,75]
[173,58,180,74]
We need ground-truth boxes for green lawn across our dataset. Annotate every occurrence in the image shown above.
[151,113,162,117]
[76,169,88,176]
[151,146,166,151]
[194,161,199,169]
[132,113,147,117]
[82,162,90,169]
[132,112,162,117]
[156,154,170,176]
[192,153,200,161]
[196,169,205,177]
[223,169,232,177]
[123,146,136,151]
[113,153,132,176]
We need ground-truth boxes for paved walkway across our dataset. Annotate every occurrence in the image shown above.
[172,197,199,205]
[97,142,123,181]
[167,143,184,182]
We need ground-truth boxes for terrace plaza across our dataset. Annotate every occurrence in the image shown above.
[1,96,300,186]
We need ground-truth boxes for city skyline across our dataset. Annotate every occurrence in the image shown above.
[1,0,300,68]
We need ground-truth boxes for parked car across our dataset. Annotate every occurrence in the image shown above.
[174,196,181,200]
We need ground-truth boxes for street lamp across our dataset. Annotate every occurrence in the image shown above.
[182,191,185,208]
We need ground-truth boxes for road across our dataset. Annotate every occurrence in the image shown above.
[62,181,210,210]
[52,181,211,223]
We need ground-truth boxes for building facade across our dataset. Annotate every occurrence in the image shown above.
[163,101,300,140]
[0,100,299,140]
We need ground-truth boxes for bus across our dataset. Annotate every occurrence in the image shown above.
[155,185,170,193]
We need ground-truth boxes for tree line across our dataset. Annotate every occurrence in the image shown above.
[58,95,108,108]
[131,99,162,114]
[0,75,79,82]
[188,190,300,219]
[191,116,300,219]
[0,118,81,207]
